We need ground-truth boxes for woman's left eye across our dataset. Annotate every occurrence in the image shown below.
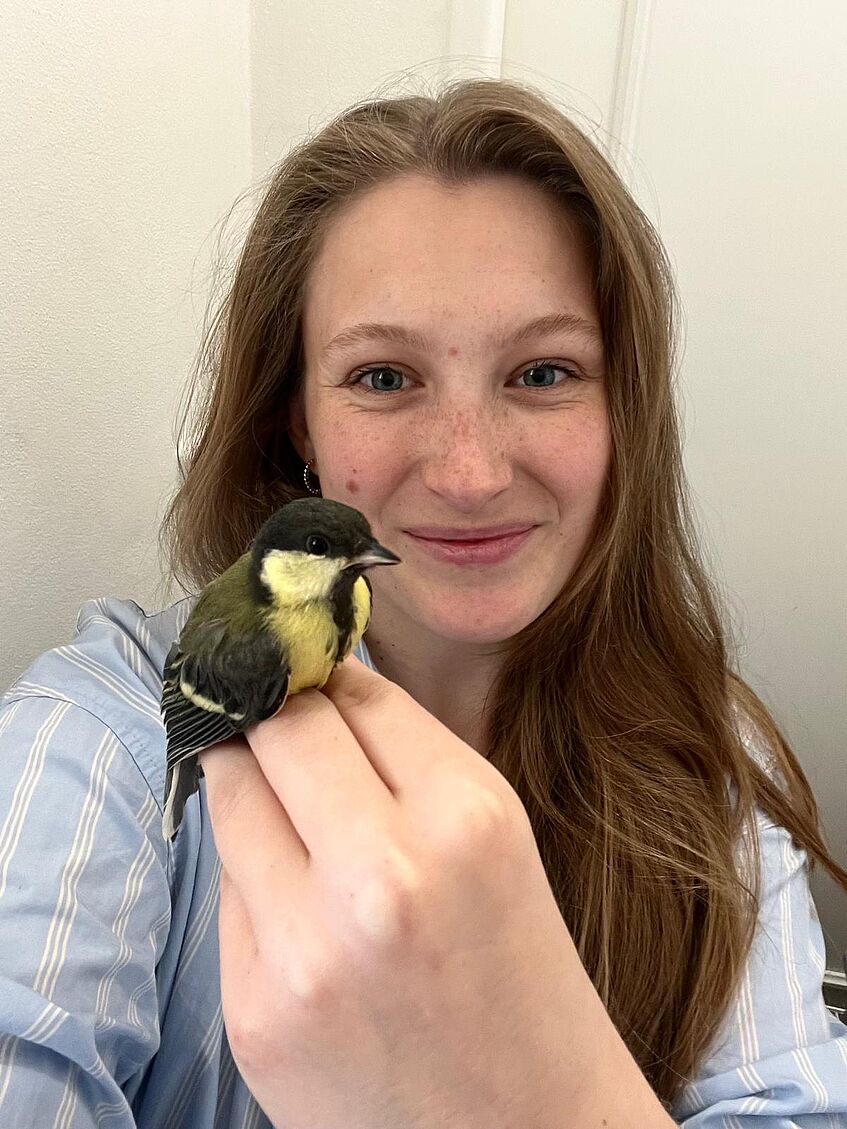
[515,362,580,388]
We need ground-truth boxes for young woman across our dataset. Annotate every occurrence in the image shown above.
[1,78,845,1128]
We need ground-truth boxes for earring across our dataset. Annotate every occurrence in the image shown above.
[303,458,322,496]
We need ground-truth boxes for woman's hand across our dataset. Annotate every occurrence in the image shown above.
[198,657,673,1129]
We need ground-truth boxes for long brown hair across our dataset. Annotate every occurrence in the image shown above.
[160,77,847,1107]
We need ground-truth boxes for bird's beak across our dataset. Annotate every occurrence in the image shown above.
[344,538,402,570]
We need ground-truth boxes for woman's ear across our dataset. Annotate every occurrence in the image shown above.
[287,384,313,464]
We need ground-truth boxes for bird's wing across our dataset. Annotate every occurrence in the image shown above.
[161,617,291,769]
[160,617,291,839]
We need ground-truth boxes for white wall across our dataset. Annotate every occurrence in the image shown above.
[628,1,847,974]
[2,0,844,968]
[0,0,252,670]
[250,0,451,174]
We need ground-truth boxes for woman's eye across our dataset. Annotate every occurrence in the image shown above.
[350,366,409,393]
[515,362,579,388]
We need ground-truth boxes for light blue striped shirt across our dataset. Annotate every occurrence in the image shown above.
[0,596,845,1127]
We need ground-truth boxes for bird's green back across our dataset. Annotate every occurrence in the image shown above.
[182,552,263,646]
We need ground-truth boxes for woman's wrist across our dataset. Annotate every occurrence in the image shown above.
[527,946,676,1129]
[545,1002,676,1128]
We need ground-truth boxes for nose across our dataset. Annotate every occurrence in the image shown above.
[418,394,513,512]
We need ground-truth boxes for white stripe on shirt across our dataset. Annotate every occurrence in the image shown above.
[0,700,70,901]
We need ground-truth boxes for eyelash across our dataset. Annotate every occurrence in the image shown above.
[346,360,582,395]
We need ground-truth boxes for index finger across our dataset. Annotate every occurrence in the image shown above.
[320,658,483,792]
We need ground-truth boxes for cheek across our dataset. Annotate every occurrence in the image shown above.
[325,434,406,513]
[538,412,611,497]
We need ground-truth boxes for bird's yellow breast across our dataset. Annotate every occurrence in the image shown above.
[263,574,372,696]
[273,602,337,695]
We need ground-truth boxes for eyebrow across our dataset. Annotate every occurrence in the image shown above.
[320,311,603,361]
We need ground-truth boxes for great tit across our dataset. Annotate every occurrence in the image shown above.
[160,497,401,840]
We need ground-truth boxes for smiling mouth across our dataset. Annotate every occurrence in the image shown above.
[402,526,537,565]
[403,525,536,541]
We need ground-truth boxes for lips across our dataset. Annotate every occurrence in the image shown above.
[403,524,535,541]
[402,525,537,566]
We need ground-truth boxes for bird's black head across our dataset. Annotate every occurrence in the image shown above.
[249,498,401,605]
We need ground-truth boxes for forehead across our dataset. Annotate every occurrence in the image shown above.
[302,173,597,347]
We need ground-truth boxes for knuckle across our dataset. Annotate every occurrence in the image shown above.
[285,946,344,1010]
[225,1006,281,1071]
[291,961,341,1007]
[459,786,511,842]
[440,777,526,855]
[351,849,424,947]
[331,667,404,715]
[224,948,345,1070]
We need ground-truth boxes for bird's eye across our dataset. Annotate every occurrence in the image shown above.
[306,534,329,556]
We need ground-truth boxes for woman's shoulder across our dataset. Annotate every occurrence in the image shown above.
[1,595,197,806]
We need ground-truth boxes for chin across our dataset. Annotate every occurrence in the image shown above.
[423,603,539,648]
[368,571,556,648]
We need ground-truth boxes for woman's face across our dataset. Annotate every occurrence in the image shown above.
[294,172,611,647]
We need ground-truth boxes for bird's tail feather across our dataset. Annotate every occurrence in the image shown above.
[162,757,200,841]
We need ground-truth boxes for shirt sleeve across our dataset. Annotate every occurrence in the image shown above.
[673,810,847,1127]
[0,692,172,1128]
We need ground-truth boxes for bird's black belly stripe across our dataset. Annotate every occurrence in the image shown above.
[328,570,357,664]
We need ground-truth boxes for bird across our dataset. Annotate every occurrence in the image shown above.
[160,497,401,840]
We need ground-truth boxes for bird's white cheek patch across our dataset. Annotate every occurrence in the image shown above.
[261,550,343,602]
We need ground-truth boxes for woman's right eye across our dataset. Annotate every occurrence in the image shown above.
[349,365,409,394]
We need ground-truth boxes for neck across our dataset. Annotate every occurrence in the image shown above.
[363,614,505,756]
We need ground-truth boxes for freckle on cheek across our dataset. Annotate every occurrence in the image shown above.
[346,478,359,494]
